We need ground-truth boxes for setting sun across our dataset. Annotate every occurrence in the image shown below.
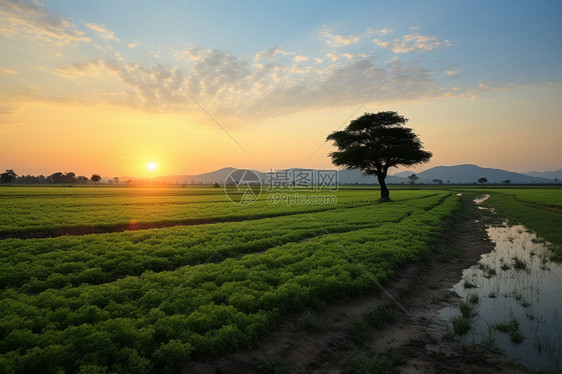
[147,162,157,171]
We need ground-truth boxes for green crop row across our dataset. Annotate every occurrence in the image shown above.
[0,193,458,373]
[0,188,438,235]
[0,194,448,292]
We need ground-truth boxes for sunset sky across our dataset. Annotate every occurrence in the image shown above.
[1,0,561,178]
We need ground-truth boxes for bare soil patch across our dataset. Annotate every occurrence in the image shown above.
[187,197,534,373]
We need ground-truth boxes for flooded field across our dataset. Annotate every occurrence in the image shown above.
[439,196,562,371]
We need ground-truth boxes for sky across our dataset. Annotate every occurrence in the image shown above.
[1,0,561,178]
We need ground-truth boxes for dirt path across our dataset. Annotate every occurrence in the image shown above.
[187,197,533,373]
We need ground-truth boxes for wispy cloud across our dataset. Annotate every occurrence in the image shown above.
[254,47,294,62]
[85,22,119,41]
[374,32,451,53]
[376,27,392,35]
[52,48,474,119]
[320,27,372,47]
[0,67,18,75]
[321,28,361,47]
[294,55,309,62]
[444,69,458,78]
[0,0,91,45]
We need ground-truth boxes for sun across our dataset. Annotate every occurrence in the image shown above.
[147,162,157,171]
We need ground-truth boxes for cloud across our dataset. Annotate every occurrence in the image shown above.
[60,52,455,119]
[173,47,208,62]
[294,55,309,62]
[0,67,18,75]
[374,32,451,53]
[321,28,363,47]
[85,23,119,41]
[254,47,294,62]
[127,41,139,48]
[444,69,458,78]
[376,27,392,35]
[0,0,91,45]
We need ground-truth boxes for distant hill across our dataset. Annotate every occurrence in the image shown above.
[122,164,558,185]
[391,170,416,178]
[524,169,562,180]
[416,164,553,184]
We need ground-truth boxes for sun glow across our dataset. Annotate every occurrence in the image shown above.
[147,162,157,171]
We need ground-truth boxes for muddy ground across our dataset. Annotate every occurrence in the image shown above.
[187,197,536,374]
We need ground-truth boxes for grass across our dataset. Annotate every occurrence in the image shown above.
[468,293,480,304]
[494,318,525,344]
[364,305,396,328]
[299,309,326,332]
[463,280,477,289]
[257,352,287,374]
[345,305,397,348]
[500,263,511,271]
[346,320,371,346]
[347,348,406,374]
[452,316,472,335]
[512,256,527,270]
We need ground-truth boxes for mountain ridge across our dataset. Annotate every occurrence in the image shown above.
[121,164,558,185]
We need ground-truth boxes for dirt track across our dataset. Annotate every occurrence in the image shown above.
[187,197,533,373]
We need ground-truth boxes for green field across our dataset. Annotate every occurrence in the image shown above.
[0,186,560,373]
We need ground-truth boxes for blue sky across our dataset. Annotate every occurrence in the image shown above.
[1,0,561,176]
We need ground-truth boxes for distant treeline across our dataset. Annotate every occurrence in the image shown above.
[1,170,105,185]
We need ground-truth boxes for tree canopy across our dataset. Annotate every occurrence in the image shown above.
[327,111,432,200]
[0,169,17,185]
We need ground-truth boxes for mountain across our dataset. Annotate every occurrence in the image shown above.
[524,169,562,180]
[416,164,552,184]
[123,164,556,185]
[336,169,405,184]
[391,170,416,178]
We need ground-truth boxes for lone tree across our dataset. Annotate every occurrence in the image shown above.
[327,112,432,201]
[478,177,488,184]
[0,169,17,186]
[408,174,419,185]
[91,174,101,185]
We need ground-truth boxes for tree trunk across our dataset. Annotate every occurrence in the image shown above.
[377,174,390,201]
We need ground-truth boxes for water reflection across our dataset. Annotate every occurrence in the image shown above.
[438,198,562,371]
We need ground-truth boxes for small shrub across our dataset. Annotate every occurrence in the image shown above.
[346,319,370,346]
[468,293,479,304]
[452,316,471,335]
[365,305,395,328]
[463,280,477,289]
[460,302,475,319]
[512,257,527,270]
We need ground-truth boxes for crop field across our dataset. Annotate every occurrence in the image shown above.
[0,186,459,373]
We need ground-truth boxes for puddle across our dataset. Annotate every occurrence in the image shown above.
[438,197,562,371]
[473,194,490,205]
